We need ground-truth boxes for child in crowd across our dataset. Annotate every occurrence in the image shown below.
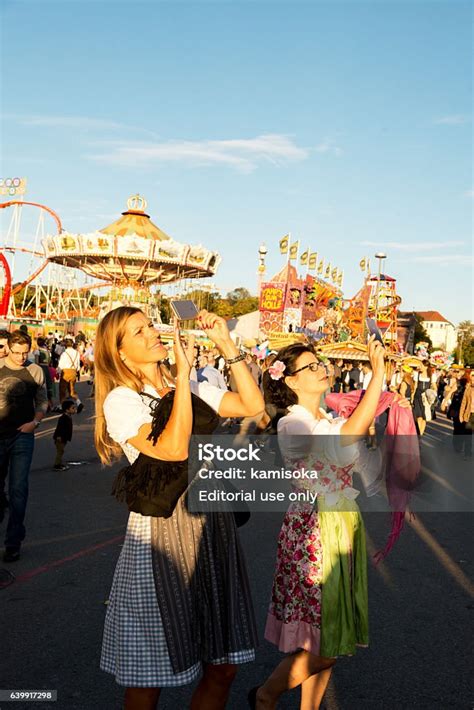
[53,399,77,471]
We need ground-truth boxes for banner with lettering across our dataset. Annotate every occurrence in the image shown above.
[259,282,286,312]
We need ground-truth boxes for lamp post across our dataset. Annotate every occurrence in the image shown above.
[257,243,268,296]
[374,252,386,322]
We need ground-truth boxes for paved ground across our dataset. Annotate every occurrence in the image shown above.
[0,383,472,710]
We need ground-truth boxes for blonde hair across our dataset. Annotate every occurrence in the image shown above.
[94,306,173,465]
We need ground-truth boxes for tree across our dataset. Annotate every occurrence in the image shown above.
[226,287,251,304]
[231,296,259,317]
[158,286,259,323]
[457,320,474,365]
[413,314,432,350]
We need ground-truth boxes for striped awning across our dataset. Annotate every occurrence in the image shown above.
[317,347,370,362]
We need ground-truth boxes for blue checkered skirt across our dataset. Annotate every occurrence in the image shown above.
[100,511,256,687]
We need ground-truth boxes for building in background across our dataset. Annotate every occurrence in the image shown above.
[415,311,458,353]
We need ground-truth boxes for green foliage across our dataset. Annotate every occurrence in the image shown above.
[162,287,258,323]
[413,314,432,350]
[226,287,251,304]
[12,283,26,308]
[457,320,474,366]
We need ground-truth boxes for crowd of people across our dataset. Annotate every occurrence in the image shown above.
[0,310,471,709]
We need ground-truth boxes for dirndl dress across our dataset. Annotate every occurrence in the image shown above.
[99,383,257,687]
[264,405,369,658]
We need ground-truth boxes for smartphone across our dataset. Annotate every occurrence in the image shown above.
[170,300,199,321]
[365,317,384,345]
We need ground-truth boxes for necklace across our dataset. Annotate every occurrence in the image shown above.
[142,374,172,397]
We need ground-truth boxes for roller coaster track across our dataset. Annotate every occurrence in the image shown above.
[0,200,63,233]
[0,199,63,296]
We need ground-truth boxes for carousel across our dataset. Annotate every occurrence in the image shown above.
[42,194,220,296]
[1,190,220,333]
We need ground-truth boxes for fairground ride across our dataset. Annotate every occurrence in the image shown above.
[0,186,221,324]
[0,184,97,321]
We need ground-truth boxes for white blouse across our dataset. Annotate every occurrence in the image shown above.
[277,404,359,469]
[104,381,226,463]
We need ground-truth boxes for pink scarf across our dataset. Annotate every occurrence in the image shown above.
[325,390,420,562]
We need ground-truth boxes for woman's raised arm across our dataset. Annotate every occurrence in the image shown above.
[197,310,264,419]
[340,336,385,438]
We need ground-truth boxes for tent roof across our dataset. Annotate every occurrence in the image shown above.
[317,341,370,361]
[270,262,299,285]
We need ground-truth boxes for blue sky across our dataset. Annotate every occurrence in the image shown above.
[1,0,472,324]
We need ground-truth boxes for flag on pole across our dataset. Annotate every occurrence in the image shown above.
[289,241,299,260]
[359,257,367,272]
[331,267,338,281]
[308,252,318,270]
[279,235,289,254]
[325,262,331,279]
[300,249,309,265]
[317,258,324,275]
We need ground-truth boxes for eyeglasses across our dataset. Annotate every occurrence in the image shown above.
[9,350,29,358]
[290,361,327,376]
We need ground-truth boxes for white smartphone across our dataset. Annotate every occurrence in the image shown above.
[170,300,199,320]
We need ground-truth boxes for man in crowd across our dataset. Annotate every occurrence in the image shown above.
[343,362,363,391]
[245,353,260,386]
[0,331,48,562]
[332,358,344,392]
[361,362,373,390]
[58,338,80,402]
[0,330,9,357]
[198,354,228,390]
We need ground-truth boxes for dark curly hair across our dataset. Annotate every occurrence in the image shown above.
[265,342,316,409]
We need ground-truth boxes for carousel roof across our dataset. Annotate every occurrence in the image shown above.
[100,195,172,241]
[42,194,221,286]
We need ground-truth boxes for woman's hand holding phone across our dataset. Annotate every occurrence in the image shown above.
[172,319,195,378]
[367,334,385,379]
[196,310,233,351]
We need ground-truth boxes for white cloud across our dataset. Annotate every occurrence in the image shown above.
[361,241,464,252]
[5,113,159,138]
[464,189,474,198]
[314,139,343,156]
[88,134,309,173]
[412,254,472,264]
[434,114,470,125]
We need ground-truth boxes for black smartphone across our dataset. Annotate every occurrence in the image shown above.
[365,317,384,345]
[170,300,199,321]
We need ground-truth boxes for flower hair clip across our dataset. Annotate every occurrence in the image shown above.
[268,360,286,380]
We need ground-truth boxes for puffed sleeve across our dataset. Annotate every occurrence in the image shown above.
[318,417,360,467]
[103,387,153,445]
[190,380,226,413]
[278,414,359,467]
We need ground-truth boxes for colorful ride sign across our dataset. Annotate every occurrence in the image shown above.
[259,282,286,312]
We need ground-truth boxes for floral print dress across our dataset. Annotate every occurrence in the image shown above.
[265,405,369,658]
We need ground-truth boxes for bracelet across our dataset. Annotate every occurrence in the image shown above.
[224,352,246,365]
